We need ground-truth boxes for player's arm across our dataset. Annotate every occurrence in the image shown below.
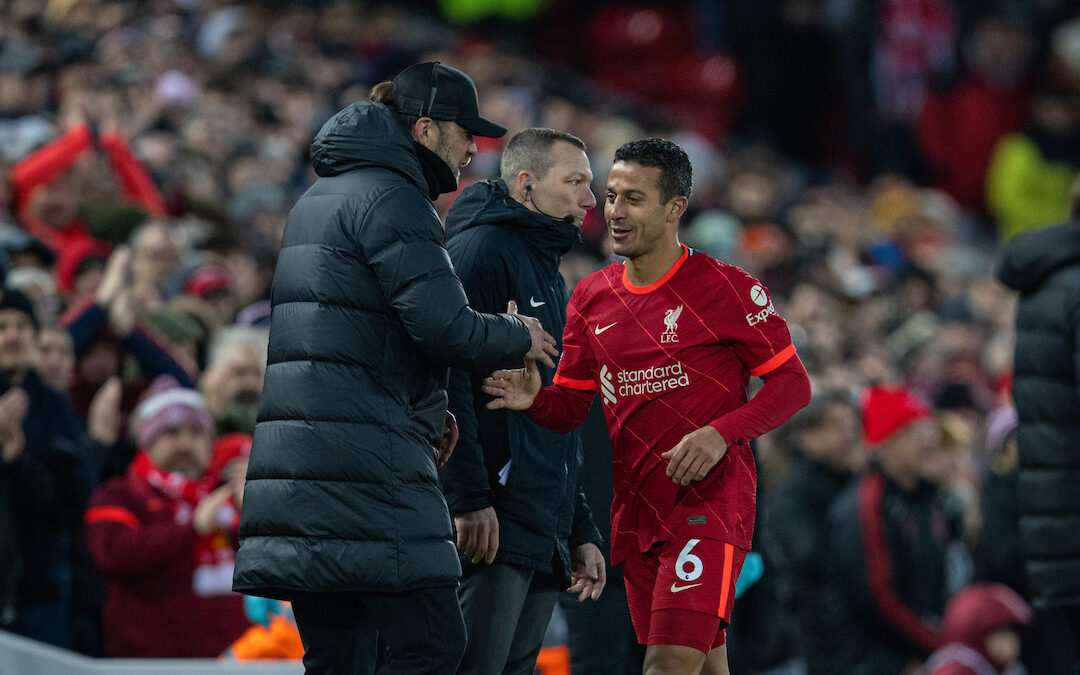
[485,284,598,432]
[663,353,810,485]
[709,352,811,445]
[484,362,596,432]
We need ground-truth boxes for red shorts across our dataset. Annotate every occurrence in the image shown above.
[623,537,746,654]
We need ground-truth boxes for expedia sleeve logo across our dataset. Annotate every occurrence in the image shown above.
[746,285,777,326]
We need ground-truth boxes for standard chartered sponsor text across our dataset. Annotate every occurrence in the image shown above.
[616,361,691,397]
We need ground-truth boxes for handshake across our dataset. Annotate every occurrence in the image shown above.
[507,300,558,368]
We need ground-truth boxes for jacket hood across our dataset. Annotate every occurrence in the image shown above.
[996,222,1080,293]
[445,179,580,256]
[309,102,424,188]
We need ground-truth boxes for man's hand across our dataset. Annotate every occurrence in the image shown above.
[0,388,29,463]
[438,411,458,467]
[454,507,499,564]
[507,300,558,368]
[108,290,136,337]
[193,483,236,535]
[483,360,541,411]
[87,376,123,445]
[568,542,606,602]
[661,426,728,486]
[0,424,25,464]
[96,246,131,307]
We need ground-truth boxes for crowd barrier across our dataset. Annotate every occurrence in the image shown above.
[0,630,303,675]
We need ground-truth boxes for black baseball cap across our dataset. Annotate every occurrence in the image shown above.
[392,61,507,138]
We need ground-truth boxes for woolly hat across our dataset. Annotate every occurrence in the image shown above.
[134,375,215,448]
[0,287,39,330]
[861,385,931,446]
[944,583,1031,659]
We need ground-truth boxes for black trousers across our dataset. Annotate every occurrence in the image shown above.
[291,586,466,674]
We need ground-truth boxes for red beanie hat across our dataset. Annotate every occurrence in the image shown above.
[944,583,1031,659]
[861,385,931,446]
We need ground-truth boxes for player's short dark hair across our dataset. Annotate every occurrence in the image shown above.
[613,138,693,203]
[500,128,586,186]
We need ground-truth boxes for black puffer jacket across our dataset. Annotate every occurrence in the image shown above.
[441,179,601,579]
[996,222,1080,610]
[233,103,531,598]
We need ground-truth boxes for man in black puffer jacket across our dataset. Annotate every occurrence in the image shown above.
[995,177,1080,673]
[441,128,605,674]
[232,62,558,675]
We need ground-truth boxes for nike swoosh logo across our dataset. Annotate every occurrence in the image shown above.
[594,322,617,335]
[670,582,703,593]
[529,297,546,308]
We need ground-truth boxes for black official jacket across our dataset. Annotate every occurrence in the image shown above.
[996,222,1080,609]
[441,179,601,579]
[233,103,531,598]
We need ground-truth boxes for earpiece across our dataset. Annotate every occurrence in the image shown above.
[524,178,533,193]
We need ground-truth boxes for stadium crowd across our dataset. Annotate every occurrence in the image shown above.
[0,0,1078,673]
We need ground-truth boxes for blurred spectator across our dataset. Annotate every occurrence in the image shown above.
[917,12,1033,215]
[973,405,1023,592]
[128,220,181,312]
[761,388,863,675]
[923,582,1032,675]
[986,74,1080,241]
[83,375,247,658]
[8,118,166,294]
[995,175,1080,672]
[829,0,959,177]
[199,326,267,437]
[0,287,96,649]
[35,325,74,392]
[823,385,953,674]
[63,246,195,426]
[183,265,237,329]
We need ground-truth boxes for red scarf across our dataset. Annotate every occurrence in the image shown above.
[129,452,237,596]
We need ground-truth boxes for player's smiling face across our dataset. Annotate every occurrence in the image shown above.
[605,161,675,260]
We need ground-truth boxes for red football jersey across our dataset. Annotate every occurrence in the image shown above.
[553,246,796,565]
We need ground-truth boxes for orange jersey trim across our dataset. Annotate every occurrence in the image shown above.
[717,542,735,617]
[553,374,598,391]
[85,506,140,530]
[749,343,796,377]
[622,245,690,295]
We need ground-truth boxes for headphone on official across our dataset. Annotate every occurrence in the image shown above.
[523,177,533,194]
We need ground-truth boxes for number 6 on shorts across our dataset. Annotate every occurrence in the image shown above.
[676,538,703,581]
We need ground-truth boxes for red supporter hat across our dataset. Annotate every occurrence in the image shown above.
[944,583,1032,651]
[208,432,253,480]
[861,385,931,446]
[185,266,229,297]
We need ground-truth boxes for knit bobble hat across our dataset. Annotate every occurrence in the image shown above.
[134,375,216,448]
[861,385,931,446]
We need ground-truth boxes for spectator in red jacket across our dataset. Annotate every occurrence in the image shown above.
[924,582,1032,675]
[83,375,247,658]
[916,13,1033,213]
